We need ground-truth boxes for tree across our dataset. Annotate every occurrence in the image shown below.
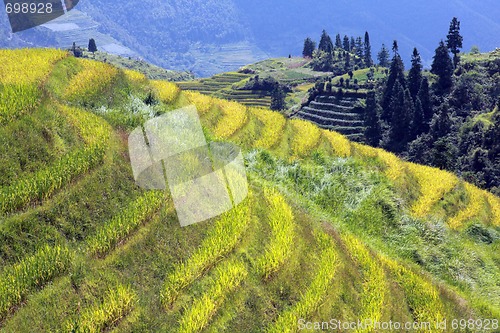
[343,35,350,51]
[350,37,356,51]
[318,30,334,54]
[411,97,425,139]
[431,40,454,94]
[377,44,390,67]
[392,40,399,55]
[335,34,342,49]
[387,81,409,151]
[354,37,363,59]
[446,17,463,67]
[381,50,406,120]
[302,37,316,58]
[408,48,423,100]
[271,84,286,110]
[364,31,373,67]
[364,91,381,146]
[344,53,351,71]
[88,38,97,54]
[418,77,433,126]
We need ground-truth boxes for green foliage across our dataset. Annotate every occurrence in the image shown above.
[431,41,454,94]
[178,259,247,333]
[446,17,463,67]
[256,188,295,278]
[302,37,316,58]
[160,199,251,307]
[0,246,72,320]
[66,284,135,332]
[87,191,165,257]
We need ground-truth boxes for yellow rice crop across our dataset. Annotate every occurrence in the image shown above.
[213,99,248,139]
[376,149,407,181]
[64,59,119,102]
[448,183,487,229]
[407,163,458,217]
[151,80,180,104]
[322,129,352,157]
[250,107,286,149]
[290,118,321,157]
[485,192,500,226]
[123,69,147,83]
[183,91,213,115]
[381,256,444,332]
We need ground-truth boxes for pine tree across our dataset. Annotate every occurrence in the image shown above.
[382,50,406,121]
[392,40,399,55]
[344,52,351,71]
[418,77,433,126]
[343,35,350,51]
[88,38,97,53]
[271,84,286,110]
[302,37,316,58]
[411,97,425,139]
[387,81,408,151]
[364,91,381,146]
[318,30,334,54]
[355,37,363,59]
[335,34,342,49]
[364,31,373,67]
[377,44,390,67]
[407,48,423,100]
[446,17,463,67]
[350,37,356,51]
[431,40,454,94]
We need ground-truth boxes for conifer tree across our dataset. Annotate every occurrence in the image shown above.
[382,44,406,121]
[431,40,454,94]
[411,97,425,139]
[88,38,97,54]
[350,37,356,51]
[302,37,316,58]
[418,77,433,126]
[377,44,390,67]
[364,31,373,67]
[318,30,334,54]
[355,37,364,59]
[271,84,286,110]
[446,17,463,67]
[343,35,350,51]
[408,48,423,100]
[335,34,342,49]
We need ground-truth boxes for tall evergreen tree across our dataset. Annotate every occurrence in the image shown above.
[355,37,364,59]
[411,97,425,139]
[382,49,406,120]
[344,52,351,71]
[302,37,316,58]
[431,40,454,94]
[387,81,410,151]
[446,17,463,67]
[343,35,350,51]
[88,38,97,53]
[418,77,433,126]
[408,48,423,100]
[377,44,390,67]
[318,30,334,54]
[350,37,356,51]
[364,91,381,146]
[364,31,373,67]
[392,40,399,54]
[335,34,342,49]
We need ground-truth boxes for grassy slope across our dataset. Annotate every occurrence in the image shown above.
[0,49,499,332]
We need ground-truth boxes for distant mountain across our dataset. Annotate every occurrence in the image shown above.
[1,0,499,76]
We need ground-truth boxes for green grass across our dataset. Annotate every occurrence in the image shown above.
[0,49,499,332]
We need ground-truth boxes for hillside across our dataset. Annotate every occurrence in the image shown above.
[2,1,500,76]
[0,49,499,332]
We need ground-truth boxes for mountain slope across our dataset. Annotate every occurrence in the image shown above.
[2,1,499,76]
[0,49,499,331]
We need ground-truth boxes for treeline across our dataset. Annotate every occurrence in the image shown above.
[361,18,500,193]
[303,30,374,74]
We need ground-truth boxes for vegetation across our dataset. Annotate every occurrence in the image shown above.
[0,48,498,332]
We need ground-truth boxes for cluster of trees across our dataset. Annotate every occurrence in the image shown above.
[303,30,373,73]
[363,17,500,193]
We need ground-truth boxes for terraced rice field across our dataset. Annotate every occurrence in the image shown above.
[297,94,366,141]
[1,49,499,332]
